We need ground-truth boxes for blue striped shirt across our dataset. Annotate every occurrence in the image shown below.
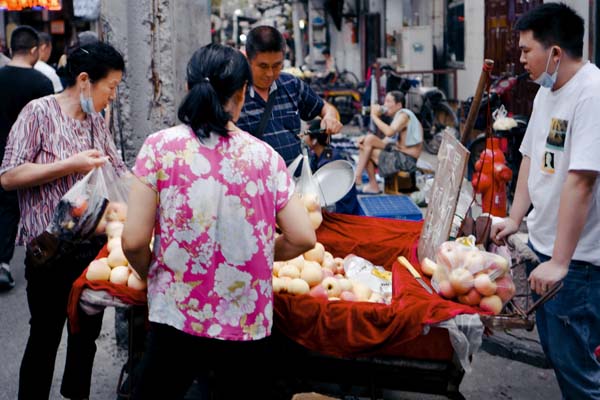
[237,72,324,165]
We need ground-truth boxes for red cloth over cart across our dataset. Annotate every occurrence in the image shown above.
[274,211,479,360]
[68,245,147,333]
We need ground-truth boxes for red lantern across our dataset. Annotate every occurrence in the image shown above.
[472,138,512,217]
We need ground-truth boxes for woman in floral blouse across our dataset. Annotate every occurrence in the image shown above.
[122,43,316,399]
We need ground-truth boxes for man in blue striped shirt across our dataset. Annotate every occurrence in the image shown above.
[237,25,343,165]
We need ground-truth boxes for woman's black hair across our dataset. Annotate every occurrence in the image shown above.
[57,41,125,88]
[178,43,252,138]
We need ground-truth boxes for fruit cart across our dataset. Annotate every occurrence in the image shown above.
[271,211,484,400]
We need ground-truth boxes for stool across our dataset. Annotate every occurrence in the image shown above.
[384,171,417,194]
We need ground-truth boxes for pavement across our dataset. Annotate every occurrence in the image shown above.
[0,123,562,400]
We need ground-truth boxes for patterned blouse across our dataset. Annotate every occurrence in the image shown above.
[132,124,294,341]
[0,96,127,245]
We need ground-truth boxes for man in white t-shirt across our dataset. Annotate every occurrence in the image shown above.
[34,32,62,93]
[492,4,600,399]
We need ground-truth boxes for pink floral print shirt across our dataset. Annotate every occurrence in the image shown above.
[132,125,294,341]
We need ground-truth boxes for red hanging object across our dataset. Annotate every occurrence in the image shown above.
[472,137,512,217]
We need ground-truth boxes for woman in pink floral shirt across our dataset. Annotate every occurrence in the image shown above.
[122,44,315,399]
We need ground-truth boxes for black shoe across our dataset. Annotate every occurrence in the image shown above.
[0,266,15,291]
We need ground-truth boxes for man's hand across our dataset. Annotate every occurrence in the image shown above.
[490,217,520,245]
[320,115,343,135]
[66,150,109,174]
[528,259,568,295]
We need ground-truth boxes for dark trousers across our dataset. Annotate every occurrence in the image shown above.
[19,238,105,400]
[132,322,279,400]
[0,187,19,264]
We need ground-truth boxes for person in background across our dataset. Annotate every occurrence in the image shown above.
[0,42,10,67]
[0,41,127,400]
[35,31,63,93]
[122,43,315,399]
[0,25,53,291]
[237,25,342,166]
[354,91,423,193]
[303,118,359,215]
[491,3,600,399]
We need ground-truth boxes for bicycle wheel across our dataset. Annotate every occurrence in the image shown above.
[327,95,356,125]
[422,101,459,155]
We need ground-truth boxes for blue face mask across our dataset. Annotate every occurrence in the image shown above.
[80,84,95,114]
[534,48,560,88]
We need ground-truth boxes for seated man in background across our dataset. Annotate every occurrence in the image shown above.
[354,91,422,193]
[303,119,360,215]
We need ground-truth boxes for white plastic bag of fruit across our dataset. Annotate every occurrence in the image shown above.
[426,237,516,314]
[287,152,323,230]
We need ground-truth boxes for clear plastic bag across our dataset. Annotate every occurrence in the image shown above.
[430,237,515,314]
[46,164,130,241]
[343,254,392,303]
[288,151,323,230]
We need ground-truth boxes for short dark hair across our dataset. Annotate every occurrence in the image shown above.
[245,25,286,60]
[10,25,39,54]
[58,42,125,88]
[178,44,252,138]
[388,90,405,106]
[38,32,52,46]
[515,2,583,58]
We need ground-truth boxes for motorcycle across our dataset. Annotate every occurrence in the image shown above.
[463,72,530,202]
[381,65,459,155]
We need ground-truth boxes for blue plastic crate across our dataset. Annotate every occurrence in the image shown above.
[357,194,423,221]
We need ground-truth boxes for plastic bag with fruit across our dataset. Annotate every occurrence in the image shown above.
[428,237,516,315]
[288,151,323,230]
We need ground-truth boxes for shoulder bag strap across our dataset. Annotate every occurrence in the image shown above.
[254,88,278,139]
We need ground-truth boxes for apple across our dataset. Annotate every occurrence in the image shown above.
[107,237,122,253]
[321,268,334,279]
[86,260,111,281]
[304,242,325,264]
[288,278,310,295]
[273,261,285,277]
[495,276,516,302]
[420,257,438,276]
[308,211,323,230]
[474,273,497,296]
[108,247,128,268]
[462,251,486,275]
[105,201,128,222]
[127,272,147,290]
[337,278,353,292]
[340,291,357,302]
[487,253,510,278]
[321,252,336,271]
[287,255,305,271]
[309,284,329,300]
[109,266,130,285]
[278,264,301,279]
[457,288,483,306]
[302,193,321,212]
[300,262,323,287]
[273,277,289,293]
[351,280,372,301]
[480,295,503,315]
[105,221,124,239]
[438,279,457,299]
[449,268,474,295]
[321,277,342,298]
[436,241,462,269]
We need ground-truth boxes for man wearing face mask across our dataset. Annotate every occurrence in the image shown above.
[0,26,53,291]
[491,4,600,399]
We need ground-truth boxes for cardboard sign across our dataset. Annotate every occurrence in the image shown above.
[418,131,469,262]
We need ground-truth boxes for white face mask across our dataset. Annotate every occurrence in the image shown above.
[534,48,560,88]
[80,82,95,114]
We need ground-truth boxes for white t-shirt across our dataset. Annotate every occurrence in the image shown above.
[520,61,600,265]
[34,60,63,93]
